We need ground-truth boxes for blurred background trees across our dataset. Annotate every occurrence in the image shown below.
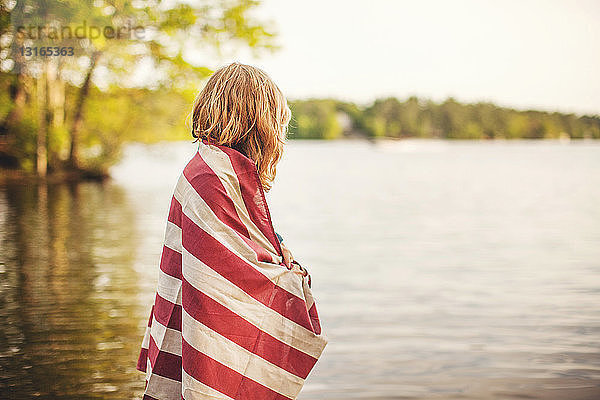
[288,97,600,141]
[0,0,277,178]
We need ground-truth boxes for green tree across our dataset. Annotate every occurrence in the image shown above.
[1,0,278,177]
[288,99,343,139]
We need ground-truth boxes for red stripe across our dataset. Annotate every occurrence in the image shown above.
[308,303,322,335]
[183,153,250,239]
[168,196,182,228]
[217,144,282,256]
[147,305,154,327]
[148,335,182,382]
[137,347,148,372]
[182,338,291,400]
[160,245,182,279]
[181,214,314,332]
[142,395,159,400]
[237,227,279,263]
[154,293,182,331]
[182,278,317,379]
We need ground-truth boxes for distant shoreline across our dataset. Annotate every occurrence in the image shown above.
[0,167,108,186]
[3,137,598,186]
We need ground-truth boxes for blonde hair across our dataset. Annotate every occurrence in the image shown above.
[190,62,291,191]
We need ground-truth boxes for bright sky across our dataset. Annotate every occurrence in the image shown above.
[226,0,600,115]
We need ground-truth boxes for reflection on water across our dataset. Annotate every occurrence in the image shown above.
[0,182,146,399]
[1,140,600,399]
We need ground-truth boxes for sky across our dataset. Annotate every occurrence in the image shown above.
[220,0,600,116]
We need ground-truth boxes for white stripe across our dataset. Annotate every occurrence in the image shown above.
[182,309,304,399]
[141,325,151,349]
[145,357,152,383]
[182,248,327,359]
[303,278,315,310]
[174,174,305,300]
[198,143,279,258]
[164,220,182,253]
[182,369,234,400]
[157,268,182,305]
[145,371,181,400]
[150,314,182,356]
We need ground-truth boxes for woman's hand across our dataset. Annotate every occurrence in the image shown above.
[281,242,308,277]
[280,241,294,269]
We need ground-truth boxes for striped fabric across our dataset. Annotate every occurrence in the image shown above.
[136,140,328,400]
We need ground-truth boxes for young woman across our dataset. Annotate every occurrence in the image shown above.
[190,62,296,269]
[136,63,327,400]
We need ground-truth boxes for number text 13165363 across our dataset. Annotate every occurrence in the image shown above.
[20,46,74,57]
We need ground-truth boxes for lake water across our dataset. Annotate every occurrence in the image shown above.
[1,139,599,399]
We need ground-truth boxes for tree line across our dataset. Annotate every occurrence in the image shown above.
[288,97,600,140]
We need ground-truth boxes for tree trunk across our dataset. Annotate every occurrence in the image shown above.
[45,59,65,168]
[69,51,101,170]
[48,60,65,128]
[37,60,49,177]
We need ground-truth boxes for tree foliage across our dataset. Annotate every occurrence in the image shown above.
[288,96,600,140]
[0,0,277,177]
[288,99,343,140]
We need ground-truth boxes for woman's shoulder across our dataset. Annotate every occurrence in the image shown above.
[178,143,257,196]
